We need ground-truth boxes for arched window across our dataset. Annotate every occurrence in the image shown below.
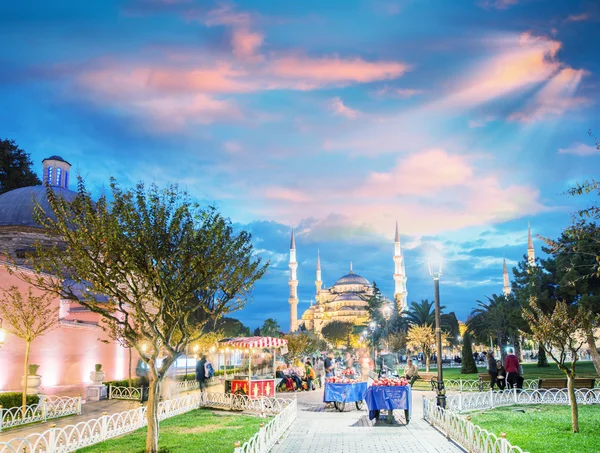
[47,166,53,185]
[64,171,69,188]
[56,167,62,187]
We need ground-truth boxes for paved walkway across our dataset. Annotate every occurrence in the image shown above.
[271,390,464,453]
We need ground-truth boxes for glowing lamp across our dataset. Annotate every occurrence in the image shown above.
[428,257,443,280]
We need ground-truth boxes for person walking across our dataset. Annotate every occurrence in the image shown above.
[324,352,335,377]
[487,351,498,390]
[196,355,208,392]
[504,348,520,389]
[305,360,316,391]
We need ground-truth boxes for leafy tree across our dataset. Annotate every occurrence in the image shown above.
[253,327,261,336]
[0,286,59,414]
[0,139,41,194]
[388,331,407,353]
[460,332,478,374]
[405,324,447,372]
[282,332,323,363]
[213,317,250,337]
[441,312,460,345]
[260,318,280,337]
[22,178,267,453]
[524,300,597,433]
[321,321,353,348]
[405,299,436,326]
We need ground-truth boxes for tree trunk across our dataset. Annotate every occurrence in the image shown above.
[514,337,522,364]
[128,348,133,388]
[425,354,430,372]
[497,333,505,364]
[22,340,31,416]
[145,372,162,453]
[566,373,579,433]
[585,328,600,375]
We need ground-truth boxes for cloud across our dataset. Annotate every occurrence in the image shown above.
[263,187,311,203]
[558,142,599,157]
[565,13,589,22]
[232,29,264,61]
[508,67,590,122]
[374,86,423,98]
[328,97,360,119]
[468,116,495,128]
[478,0,520,10]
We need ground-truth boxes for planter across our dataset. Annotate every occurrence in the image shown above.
[90,370,106,385]
[20,374,42,394]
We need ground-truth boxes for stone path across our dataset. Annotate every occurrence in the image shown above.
[271,390,464,453]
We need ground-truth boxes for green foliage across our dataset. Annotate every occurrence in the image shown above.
[0,393,40,409]
[470,405,600,453]
[282,331,323,363]
[460,332,478,374]
[405,299,436,326]
[105,378,143,388]
[211,317,250,337]
[0,138,41,194]
[259,318,280,337]
[321,321,354,348]
[28,364,40,375]
[76,408,266,453]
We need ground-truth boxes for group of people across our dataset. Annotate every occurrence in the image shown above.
[276,358,320,392]
[487,348,524,390]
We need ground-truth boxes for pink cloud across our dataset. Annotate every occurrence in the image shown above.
[558,143,599,157]
[328,97,360,119]
[204,4,252,26]
[232,29,264,61]
[508,67,590,122]
[263,187,311,203]
[269,56,407,85]
[565,13,589,22]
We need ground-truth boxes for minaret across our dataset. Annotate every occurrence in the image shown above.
[315,249,322,297]
[393,221,408,312]
[502,258,511,296]
[527,222,535,267]
[288,229,299,332]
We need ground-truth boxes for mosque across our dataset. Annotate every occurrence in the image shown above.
[287,223,408,333]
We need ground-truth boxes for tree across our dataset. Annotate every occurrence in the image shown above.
[405,324,447,372]
[0,286,59,413]
[213,317,250,337]
[388,331,406,353]
[22,178,267,453]
[524,300,597,433]
[0,139,42,194]
[260,318,280,337]
[321,321,353,348]
[282,332,323,363]
[460,332,478,374]
[405,299,436,326]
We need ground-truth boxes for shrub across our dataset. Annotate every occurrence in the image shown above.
[0,392,40,409]
[95,364,102,372]
[461,333,478,374]
[28,364,40,375]
[105,378,142,388]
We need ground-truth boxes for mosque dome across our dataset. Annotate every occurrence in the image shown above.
[42,155,71,165]
[334,293,364,302]
[333,272,370,287]
[0,186,77,228]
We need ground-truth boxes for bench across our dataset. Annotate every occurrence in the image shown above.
[415,372,438,390]
[477,373,491,391]
[538,378,596,390]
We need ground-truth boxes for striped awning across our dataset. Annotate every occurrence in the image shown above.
[220,336,288,349]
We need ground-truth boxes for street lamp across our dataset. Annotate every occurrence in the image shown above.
[382,304,392,352]
[0,318,5,348]
[428,258,446,409]
[369,321,377,364]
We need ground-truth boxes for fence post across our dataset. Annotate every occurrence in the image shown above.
[459,378,463,393]
[513,384,518,404]
[78,394,82,414]
[458,392,462,412]
[489,388,494,409]
[259,422,266,451]
[500,432,508,453]
[234,440,243,453]
[42,396,48,422]
[48,423,57,453]
[101,411,108,441]
[0,405,3,432]
[466,416,473,453]
[108,384,112,400]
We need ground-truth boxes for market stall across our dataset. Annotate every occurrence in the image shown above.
[323,369,367,412]
[220,336,288,398]
[365,377,411,424]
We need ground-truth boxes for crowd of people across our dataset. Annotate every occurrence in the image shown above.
[487,348,524,390]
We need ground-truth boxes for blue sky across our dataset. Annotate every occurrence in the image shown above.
[1,0,599,330]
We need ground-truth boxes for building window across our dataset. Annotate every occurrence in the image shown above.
[64,171,68,188]
[47,166,53,184]
[56,167,62,186]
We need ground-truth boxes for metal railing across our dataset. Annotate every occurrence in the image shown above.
[234,397,298,453]
[423,397,528,453]
[0,396,82,432]
[108,378,217,401]
[443,379,539,392]
[0,392,293,453]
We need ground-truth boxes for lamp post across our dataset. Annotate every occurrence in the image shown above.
[369,321,377,365]
[382,304,392,352]
[428,259,446,408]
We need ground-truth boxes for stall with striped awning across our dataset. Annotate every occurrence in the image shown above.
[220,336,288,349]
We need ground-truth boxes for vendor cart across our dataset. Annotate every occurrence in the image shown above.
[365,384,412,424]
[220,336,288,399]
[324,381,367,412]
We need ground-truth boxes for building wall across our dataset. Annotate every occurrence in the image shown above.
[0,266,135,392]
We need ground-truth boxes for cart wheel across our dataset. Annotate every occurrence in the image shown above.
[334,401,345,412]
[404,409,410,424]
[355,400,363,410]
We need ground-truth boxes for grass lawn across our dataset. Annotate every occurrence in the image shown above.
[76,409,265,453]
[469,404,600,453]
[420,362,599,380]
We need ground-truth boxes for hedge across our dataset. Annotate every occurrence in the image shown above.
[0,393,40,410]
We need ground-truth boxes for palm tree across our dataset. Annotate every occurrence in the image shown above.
[405,299,435,326]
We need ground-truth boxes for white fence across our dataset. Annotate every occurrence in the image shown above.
[423,397,528,453]
[443,379,539,392]
[0,392,294,453]
[447,387,600,413]
[108,385,143,401]
[234,398,297,453]
[0,396,82,432]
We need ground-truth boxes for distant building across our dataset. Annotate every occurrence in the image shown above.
[288,223,408,333]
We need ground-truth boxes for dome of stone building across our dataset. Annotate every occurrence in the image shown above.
[0,186,77,228]
[334,293,364,302]
[333,272,370,287]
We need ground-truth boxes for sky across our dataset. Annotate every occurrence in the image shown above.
[1,0,599,330]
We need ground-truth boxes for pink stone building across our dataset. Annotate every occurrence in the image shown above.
[0,156,136,392]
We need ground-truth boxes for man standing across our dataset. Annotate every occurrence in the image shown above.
[324,352,335,377]
[487,351,498,390]
[196,355,208,392]
[403,358,419,386]
[504,348,520,389]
